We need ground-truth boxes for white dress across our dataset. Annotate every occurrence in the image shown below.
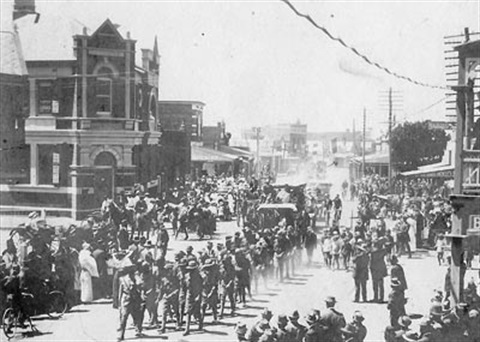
[406,217,417,252]
[78,249,99,303]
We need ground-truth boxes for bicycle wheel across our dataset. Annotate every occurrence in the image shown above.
[47,291,68,319]
[2,307,18,339]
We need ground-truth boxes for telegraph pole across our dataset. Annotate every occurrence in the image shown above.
[388,87,393,191]
[252,127,262,178]
[362,108,366,177]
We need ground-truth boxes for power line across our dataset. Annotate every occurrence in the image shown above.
[280,0,449,90]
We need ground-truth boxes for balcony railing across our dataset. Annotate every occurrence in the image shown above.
[26,116,142,131]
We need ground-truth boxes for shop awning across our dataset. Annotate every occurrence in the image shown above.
[351,153,390,165]
[400,164,454,178]
[191,145,238,163]
[219,146,254,160]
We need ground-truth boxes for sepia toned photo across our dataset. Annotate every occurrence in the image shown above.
[0,0,479,341]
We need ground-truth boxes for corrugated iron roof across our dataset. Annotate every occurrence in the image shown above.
[0,26,28,75]
[15,12,90,61]
[0,4,28,76]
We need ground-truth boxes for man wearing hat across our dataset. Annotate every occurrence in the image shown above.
[304,309,326,342]
[387,278,407,328]
[173,256,187,330]
[234,248,251,308]
[320,296,346,342]
[274,314,289,342]
[117,263,142,341]
[369,240,387,303]
[350,310,367,342]
[201,258,219,323]
[247,310,272,342]
[390,255,408,292]
[219,254,236,319]
[286,310,307,342]
[183,260,203,335]
[158,263,179,333]
[235,322,248,341]
[352,241,369,303]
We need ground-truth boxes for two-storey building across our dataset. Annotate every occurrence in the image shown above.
[1,13,162,219]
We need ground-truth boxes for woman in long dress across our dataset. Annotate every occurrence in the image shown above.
[78,243,99,303]
[406,211,417,253]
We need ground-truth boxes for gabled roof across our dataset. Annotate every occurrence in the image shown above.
[90,18,125,42]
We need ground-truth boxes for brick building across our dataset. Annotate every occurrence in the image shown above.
[1,12,163,219]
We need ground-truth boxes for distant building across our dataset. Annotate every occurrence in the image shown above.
[157,101,205,188]
[1,12,162,218]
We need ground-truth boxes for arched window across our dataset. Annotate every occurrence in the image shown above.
[95,67,114,116]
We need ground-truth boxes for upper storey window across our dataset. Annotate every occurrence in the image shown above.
[95,67,114,116]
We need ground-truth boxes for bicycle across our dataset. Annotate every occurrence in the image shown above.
[2,294,37,339]
[2,280,68,339]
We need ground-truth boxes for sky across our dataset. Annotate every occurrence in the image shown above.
[2,0,479,139]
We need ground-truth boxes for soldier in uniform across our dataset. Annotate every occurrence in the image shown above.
[319,296,346,342]
[219,254,236,319]
[117,264,142,341]
[275,314,289,342]
[174,255,187,330]
[304,310,327,342]
[286,310,307,342]
[201,258,220,324]
[234,249,251,308]
[183,259,203,336]
[158,263,179,333]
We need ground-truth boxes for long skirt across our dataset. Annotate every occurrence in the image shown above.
[80,270,93,303]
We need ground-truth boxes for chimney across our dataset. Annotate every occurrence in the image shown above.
[13,0,37,20]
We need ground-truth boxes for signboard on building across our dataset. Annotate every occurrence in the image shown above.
[468,215,480,235]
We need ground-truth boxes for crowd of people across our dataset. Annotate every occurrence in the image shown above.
[1,171,480,342]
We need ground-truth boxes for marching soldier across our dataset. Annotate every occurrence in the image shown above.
[117,264,142,341]
[183,259,203,336]
[219,254,236,319]
[286,310,307,342]
[201,258,220,324]
[158,263,179,333]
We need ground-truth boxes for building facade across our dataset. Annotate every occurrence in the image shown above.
[1,14,162,219]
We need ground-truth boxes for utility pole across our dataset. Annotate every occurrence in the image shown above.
[252,127,262,178]
[388,87,393,191]
[362,108,366,177]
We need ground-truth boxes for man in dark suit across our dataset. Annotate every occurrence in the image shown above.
[352,241,369,302]
[319,296,346,342]
[390,255,408,292]
[369,240,388,303]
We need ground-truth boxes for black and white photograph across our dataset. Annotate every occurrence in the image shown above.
[0,0,479,341]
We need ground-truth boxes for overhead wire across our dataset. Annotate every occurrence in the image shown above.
[280,0,450,90]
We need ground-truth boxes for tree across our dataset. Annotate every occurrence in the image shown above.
[390,121,450,172]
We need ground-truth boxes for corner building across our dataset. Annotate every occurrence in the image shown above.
[1,15,162,219]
